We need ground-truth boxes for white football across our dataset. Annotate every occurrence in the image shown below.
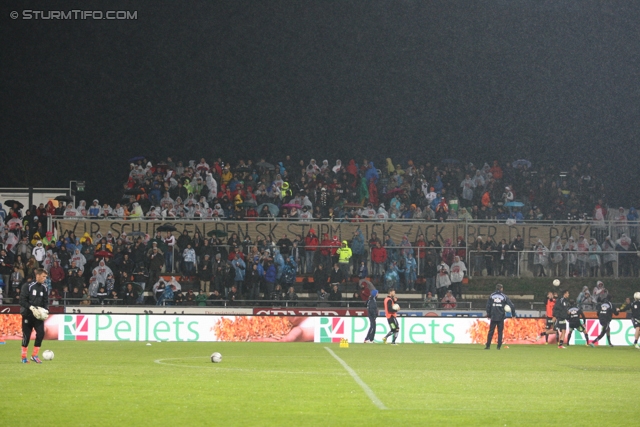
[634,292,640,301]
[553,279,560,287]
[211,352,222,363]
[504,305,512,313]
[42,350,54,361]
[392,303,400,311]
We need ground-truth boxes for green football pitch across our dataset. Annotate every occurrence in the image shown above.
[2,341,639,426]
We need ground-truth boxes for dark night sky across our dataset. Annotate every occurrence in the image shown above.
[2,1,640,204]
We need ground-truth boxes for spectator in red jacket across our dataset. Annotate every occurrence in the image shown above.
[50,261,66,291]
[320,233,332,270]
[370,241,387,279]
[304,228,319,274]
[329,235,341,265]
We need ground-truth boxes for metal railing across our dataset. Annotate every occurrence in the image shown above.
[467,249,639,279]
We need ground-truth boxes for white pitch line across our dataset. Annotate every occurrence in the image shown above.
[324,347,388,410]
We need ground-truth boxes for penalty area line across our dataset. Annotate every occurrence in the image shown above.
[324,347,388,410]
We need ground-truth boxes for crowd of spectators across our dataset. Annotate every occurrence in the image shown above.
[1,154,640,307]
[31,155,635,224]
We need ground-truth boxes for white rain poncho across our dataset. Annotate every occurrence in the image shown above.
[576,236,589,262]
[601,236,617,264]
[64,204,79,217]
[550,236,564,263]
[588,239,601,267]
[71,249,86,271]
[533,240,549,266]
[92,260,113,284]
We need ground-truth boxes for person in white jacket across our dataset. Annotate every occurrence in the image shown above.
[435,261,451,299]
[449,256,467,300]
[32,241,46,266]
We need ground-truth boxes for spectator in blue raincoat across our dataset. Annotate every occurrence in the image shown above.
[231,253,246,290]
[403,253,417,291]
[350,229,365,273]
[157,283,174,306]
[273,249,285,283]
[282,256,297,288]
[384,261,401,291]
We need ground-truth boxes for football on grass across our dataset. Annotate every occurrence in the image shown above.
[211,352,222,363]
[392,304,400,311]
[553,279,560,287]
[42,350,54,361]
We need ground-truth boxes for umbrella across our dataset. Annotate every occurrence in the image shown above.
[257,203,279,216]
[234,166,252,173]
[512,159,532,168]
[504,201,525,207]
[156,224,177,232]
[128,156,146,163]
[127,231,146,237]
[256,161,275,170]
[124,188,145,195]
[54,195,74,203]
[4,200,24,209]
[123,282,144,294]
[207,229,228,238]
[94,250,114,258]
[441,159,460,164]
[282,203,302,209]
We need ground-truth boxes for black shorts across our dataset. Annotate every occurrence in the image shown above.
[555,320,568,331]
[569,322,584,332]
[598,319,611,329]
[546,317,555,330]
[387,317,399,332]
[632,318,640,328]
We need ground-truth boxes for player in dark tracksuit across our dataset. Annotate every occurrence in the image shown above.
[552,290,570,348]
[622,294,640,348]
[19,268,49,363]
[484,284,516,350]
[592,298,618,347]
[566,303,590,346]
[364,289,379,343]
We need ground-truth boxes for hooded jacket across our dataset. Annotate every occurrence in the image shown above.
[336,241,352,263]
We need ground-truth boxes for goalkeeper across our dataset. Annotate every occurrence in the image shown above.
[19,268,49,364]
[382,289,399,345]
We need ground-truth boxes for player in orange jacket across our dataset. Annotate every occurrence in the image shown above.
[382,289,399,345]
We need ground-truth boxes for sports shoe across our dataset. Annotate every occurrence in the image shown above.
[558,345,566,349]
[484,346,490,350]
[21,358,29,364]
[589,343,595,347]
[390,342,398,346]
[382,337,387,344]
[31,356,42,364]
[608,344,614,348]
[496,347,501,350]
[634,343,639,349]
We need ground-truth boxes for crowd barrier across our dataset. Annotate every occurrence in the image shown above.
[1,313,635,345]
